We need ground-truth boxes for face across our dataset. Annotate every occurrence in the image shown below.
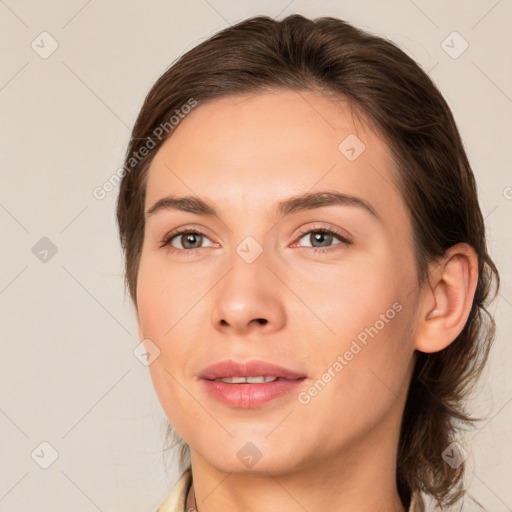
[136,90,421,475]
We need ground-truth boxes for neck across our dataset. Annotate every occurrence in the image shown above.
[186,419,407,512]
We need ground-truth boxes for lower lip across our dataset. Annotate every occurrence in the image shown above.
[200,378,305,408]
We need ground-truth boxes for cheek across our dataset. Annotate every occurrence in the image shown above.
[293,250,409,336]
[302,247,416,401]
[136,263,199,430]
[136,260,196,392]
[298,299,415,448]
[136,255,200,336]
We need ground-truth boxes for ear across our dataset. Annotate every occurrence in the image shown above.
[414,243,479,353]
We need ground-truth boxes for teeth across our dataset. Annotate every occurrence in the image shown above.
[215,376,278,384]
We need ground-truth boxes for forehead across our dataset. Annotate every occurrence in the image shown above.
[145,90,409,235]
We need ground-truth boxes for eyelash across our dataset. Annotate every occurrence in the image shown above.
[295,226,352,253]
[159,225,351,255]
[159,228,211,256]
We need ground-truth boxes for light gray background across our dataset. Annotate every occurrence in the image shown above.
[1,1,511,510]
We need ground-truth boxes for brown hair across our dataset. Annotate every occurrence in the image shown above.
[116,14,499,509]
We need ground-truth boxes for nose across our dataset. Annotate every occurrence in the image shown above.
[210,247,286,337]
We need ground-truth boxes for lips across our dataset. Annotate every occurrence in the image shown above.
[198,359,307,408]
[198,359,306,381]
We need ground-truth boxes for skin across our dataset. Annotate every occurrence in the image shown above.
[135,90,478,512]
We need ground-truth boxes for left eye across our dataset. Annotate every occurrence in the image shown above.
[295,229,350,250]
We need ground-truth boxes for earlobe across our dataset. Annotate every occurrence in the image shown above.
[414,243,478,354]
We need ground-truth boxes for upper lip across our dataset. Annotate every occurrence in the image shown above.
[199,360,306,380]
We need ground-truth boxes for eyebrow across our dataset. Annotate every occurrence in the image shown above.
[145,191,380,221]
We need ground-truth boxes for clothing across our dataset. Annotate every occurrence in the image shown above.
[156,468,425,511]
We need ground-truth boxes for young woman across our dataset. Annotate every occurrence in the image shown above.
[115,14,499,512]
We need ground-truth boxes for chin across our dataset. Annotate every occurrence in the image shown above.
[191,437,304,476]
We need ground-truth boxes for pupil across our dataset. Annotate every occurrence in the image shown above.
[184,233,200,248]
[313,232,331,247]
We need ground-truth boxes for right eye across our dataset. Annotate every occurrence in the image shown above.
[160,229,217,253]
